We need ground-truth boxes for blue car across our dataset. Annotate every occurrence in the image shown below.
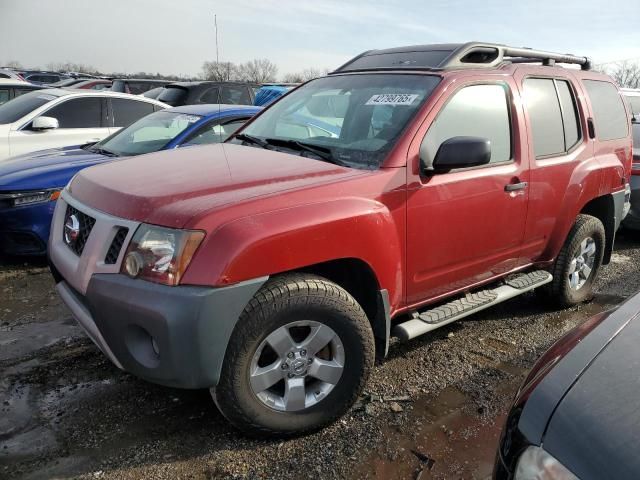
[0,104,261,255]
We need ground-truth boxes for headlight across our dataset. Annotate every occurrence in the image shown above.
[0,189,61,207]
[515,446,578,480]
[121,224,205,286]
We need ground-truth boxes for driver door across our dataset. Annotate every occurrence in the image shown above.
[405,80,530,306]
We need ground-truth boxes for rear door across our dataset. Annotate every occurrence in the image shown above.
[405,78,529,305]
[8,97,109,157]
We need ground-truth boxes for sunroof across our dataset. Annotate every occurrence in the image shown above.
[340,49,455,71]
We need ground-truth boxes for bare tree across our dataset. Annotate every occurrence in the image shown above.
[238,59,278,83]
[46,61,98,74]
[3,60,23,69]
[281,67,329,83]
[201,61,239,81]
[601,61,640,89]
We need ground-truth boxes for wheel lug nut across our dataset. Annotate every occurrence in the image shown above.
[281,363,289,370]
[287,352,294,359]
[287,373,295,378]
[300,349,307,356]
[307,358,313,365]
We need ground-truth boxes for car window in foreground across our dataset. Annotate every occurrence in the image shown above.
[0,91,56,124]
[235,74,441,169]
[96,110,202,156]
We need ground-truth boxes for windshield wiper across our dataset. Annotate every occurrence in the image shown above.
[262,138,341,165]
[89,146,118,157]
[234,133,270,149]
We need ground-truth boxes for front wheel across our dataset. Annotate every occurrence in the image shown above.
[541,214,605,307]
[213,274,375,437]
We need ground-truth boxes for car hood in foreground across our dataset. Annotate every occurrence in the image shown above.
[68,143,368,228]
[0,146,110,191]
[542,304,640,480]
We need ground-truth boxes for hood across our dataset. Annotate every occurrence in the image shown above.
[541,309,640,480]
[0,146,111,191]
[69,143,366,228]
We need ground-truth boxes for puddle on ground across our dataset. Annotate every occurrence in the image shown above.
[355,364,526,480]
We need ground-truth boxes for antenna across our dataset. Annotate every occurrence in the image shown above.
[214,14,219,64]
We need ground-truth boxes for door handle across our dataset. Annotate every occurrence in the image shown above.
[504,182,528,192]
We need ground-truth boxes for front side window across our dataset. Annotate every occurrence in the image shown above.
[184,118,249,145]
[111,98,155,127]
[584,80,628,141]
[236,74,441,169]
[44,97,103,128]
[95,110,202,156]
[422,84,511,165]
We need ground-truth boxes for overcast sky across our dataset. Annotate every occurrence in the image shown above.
[1,0,639,77]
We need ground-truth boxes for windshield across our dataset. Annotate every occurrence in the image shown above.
[94,110,202,156]
[234,74,440,169]
[0,91,57,124]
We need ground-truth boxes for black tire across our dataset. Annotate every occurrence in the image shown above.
[540,214,605,307]
[213,273,375,437]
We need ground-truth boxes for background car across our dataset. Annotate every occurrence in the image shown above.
[0,80,45,106]
[495,290,640,480]
[50,78,92,88]
[0,104,260,255]
[111,78,171,95]
[23,72,69,85]
[0,68,25,81]
[156,81,258,107]
[622,88,640,230]
[70,79,112,90]
[0,89,167,161]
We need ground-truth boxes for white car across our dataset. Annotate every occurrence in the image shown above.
[0,89,168,161]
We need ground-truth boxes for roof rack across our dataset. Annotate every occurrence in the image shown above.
[331,42,591,74]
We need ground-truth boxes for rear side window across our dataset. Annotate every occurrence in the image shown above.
[0,89,9,105]
[422,83,512,165]
[523,78,582,157]
[584,80,628,141]
[43,97,104,128]
[111,98,155,127]
[200,87,220,103]
[220,86,252,105]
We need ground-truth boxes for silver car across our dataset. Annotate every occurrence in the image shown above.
[623,89,640,229]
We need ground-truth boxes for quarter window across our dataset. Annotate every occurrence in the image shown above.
[422,84,512,165]
[111,98,155,127]
[44,97,103,128]
[583,80,628,141]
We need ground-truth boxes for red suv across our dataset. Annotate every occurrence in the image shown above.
[48,43,632,436]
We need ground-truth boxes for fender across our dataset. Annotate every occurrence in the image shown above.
[536,157,603,263]
[181,196,405,310]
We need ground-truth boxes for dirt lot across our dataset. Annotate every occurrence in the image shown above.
[2,232,640,480]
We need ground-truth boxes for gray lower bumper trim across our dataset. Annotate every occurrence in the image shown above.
[56,281,124,370]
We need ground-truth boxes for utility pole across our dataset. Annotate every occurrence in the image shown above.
[214,14,219,64]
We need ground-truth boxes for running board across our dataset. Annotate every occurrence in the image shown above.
[393,270,552,341]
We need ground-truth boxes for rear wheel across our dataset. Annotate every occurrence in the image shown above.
[213,274,375,437]
[541,214,605,307]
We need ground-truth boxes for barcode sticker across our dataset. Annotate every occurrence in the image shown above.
[365,93,419,106]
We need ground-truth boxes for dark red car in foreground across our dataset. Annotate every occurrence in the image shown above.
[48,42,631,436]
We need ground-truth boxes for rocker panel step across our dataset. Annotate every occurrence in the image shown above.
[393,270,552,341]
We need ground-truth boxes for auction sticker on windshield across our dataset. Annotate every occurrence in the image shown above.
[366,93,419,106]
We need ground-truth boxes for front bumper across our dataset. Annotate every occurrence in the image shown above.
[0,201,55,255]
[52,269,266,388]
[48,190,267,389]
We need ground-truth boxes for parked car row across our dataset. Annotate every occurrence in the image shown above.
[2,41,640,479]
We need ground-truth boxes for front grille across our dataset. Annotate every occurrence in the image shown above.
[64,205,96,255]
[105,227,129,264]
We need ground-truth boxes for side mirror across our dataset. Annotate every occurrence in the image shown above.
[32,116,59,131]
[428,136,491,172]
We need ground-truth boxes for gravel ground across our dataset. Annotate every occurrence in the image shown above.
[1,231,640,480]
